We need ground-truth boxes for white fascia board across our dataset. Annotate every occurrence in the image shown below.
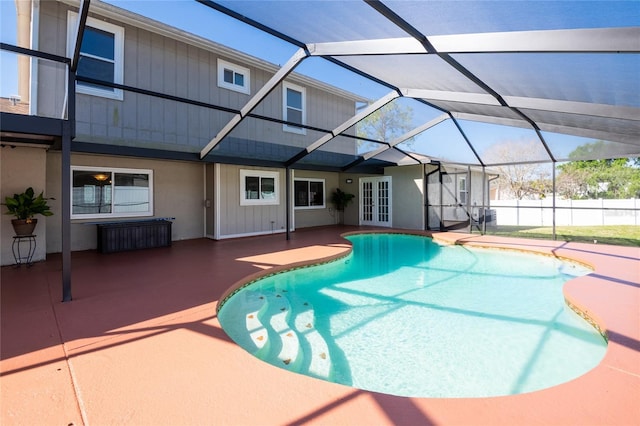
[430,27,640,53]
[402,88,501,106]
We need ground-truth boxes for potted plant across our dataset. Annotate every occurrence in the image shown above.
[330,188,355,224]
[3,187,53,236]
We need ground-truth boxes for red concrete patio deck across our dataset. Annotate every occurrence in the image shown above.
[1,226,639,425]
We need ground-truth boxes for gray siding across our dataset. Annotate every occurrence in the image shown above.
[38,2,358,156]
[217,164,287,238]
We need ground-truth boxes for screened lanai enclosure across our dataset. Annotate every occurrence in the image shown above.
[1,0,638,299]
[192,0,639,236]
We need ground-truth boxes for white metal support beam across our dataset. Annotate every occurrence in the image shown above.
[200,47,309,159]
[307,27,640,56]
[284,90,400,166]
[363,113,449,161]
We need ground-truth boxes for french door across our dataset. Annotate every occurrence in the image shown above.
[360,176,392,227]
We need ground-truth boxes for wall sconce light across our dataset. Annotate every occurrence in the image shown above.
[345,178,353,184]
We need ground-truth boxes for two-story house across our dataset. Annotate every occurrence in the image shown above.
[1,0,492,267]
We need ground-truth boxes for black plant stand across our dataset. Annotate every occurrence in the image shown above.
[12,235,36,267]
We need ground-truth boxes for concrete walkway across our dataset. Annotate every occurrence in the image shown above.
[1,227,639,425]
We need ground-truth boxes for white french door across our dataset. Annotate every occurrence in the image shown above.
[359,176,392,227]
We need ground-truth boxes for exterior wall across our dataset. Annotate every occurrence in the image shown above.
[385,165,424,230]
[293,170,340,228]
[336,173,366,226]
[37,1,358,155]
[1,146,49,266]
[45,152,204,252]
[216,164,287,238]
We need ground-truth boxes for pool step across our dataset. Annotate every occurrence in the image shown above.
[289,294,332,380]
[227,290,268,354]
[244,292,269,353]
[239,289,332,378]
[259,291,301,370]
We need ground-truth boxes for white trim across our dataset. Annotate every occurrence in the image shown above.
[359,176,392,227]
[217,229,287,240]
[202,164,207,237]
[293,177,326,209]
[217,58,250,94]
[239,169,280,206]
[290,169,296,231]
[67,11,124,101]
[214,163,221,239]
[70,165,153,219]
[283,82,306,135]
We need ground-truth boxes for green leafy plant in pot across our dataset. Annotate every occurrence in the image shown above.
[3,187,53,236]
[330,188,355,224]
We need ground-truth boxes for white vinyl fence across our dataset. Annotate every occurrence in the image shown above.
[490,199,640,226]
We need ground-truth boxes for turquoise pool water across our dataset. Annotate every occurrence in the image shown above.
[218,233,607,398]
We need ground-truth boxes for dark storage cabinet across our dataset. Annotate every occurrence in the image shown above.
[97,220,172,253]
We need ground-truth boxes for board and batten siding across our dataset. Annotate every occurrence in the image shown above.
[217,164,287,238]
[37,2,358,156]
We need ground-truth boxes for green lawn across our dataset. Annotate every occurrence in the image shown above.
[483,225,640,247]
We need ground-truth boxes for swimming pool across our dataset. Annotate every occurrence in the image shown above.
[218,233,607,398]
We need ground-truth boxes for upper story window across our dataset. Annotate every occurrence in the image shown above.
[218,59,250,94]
[294,179,325,209]
[283,82,306,134]
[71,166,153,219]
[240,169,279,206]
[67,11,124,100]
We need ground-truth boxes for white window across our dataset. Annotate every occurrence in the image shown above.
[71,166,153,219]
[67,11,125,100]
[458,175,467,205]
[217,59,250,94]
[294,179,325,209]
[240,169,279,206]
[283,82,306,134]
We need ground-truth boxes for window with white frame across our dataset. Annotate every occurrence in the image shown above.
[71,166,153,219]
[458,175,467,205]
[283,82,306,134]
[67,11,124,100]
[217,59,250,94]
[294,179,325,209]
[240,169,279,206]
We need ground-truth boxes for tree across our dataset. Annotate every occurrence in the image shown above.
[557,144,640,199]
[356,102,415,151]
[482,139,552,200]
